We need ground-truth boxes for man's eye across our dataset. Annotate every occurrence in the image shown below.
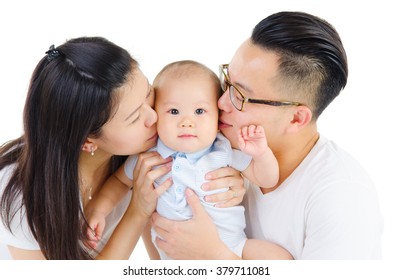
[169,109,179,115]
[195,108,205,115]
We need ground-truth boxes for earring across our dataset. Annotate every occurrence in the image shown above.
[90,147,95,156]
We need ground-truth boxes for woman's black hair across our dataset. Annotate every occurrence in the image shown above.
[0,37,137,259]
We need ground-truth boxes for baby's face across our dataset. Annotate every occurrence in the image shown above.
[155,75,219,153]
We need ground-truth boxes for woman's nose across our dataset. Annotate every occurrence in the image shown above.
[144,104,157,127]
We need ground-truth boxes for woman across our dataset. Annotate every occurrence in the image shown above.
[0,37,243,259]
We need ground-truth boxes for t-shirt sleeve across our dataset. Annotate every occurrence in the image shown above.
[0,209,40,251]
[123,154,139,180]
[301,178,383,259]
[231,149,252,172]
[0,166,40,251]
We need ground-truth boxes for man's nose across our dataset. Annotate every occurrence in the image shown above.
[218,90,231,112]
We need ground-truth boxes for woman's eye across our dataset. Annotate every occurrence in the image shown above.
[195,108,205,115]
[131,115,141,124]
[169,109,179,115]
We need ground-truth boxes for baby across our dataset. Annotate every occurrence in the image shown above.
[87,60,282,259]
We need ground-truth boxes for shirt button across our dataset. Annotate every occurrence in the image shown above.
[174,165,180,171]
[176,186,183,194]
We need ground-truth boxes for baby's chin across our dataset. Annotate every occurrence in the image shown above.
[172,141,215,154]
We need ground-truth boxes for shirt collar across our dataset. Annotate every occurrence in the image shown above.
[156,138,212,164]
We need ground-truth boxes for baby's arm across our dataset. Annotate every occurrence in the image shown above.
[238,125,279,188]
[85,164,132,244]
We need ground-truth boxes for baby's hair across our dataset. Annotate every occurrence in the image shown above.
[153,60,222,99]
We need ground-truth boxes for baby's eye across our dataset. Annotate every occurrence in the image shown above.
[169,109,179,115]
[195,108,205,115]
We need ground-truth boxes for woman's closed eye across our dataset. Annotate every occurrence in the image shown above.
[130,114,141,124]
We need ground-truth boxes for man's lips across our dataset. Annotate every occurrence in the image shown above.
[218,120,232,129]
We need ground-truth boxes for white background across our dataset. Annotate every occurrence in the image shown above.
[0,0,392,264]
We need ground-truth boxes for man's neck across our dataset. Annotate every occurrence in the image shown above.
[261,125,320,194]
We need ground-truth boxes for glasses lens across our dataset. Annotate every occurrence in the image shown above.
[229,86,243,111]
[219,68,228,92]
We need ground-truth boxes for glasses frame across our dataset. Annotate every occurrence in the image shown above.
[219,64,304,111]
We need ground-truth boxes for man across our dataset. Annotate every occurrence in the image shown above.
[152,11,383,259]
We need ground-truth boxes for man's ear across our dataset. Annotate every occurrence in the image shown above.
[81,138,98,155]
[285,106,313,134]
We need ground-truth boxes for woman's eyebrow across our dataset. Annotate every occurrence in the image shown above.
[124,79,150,121]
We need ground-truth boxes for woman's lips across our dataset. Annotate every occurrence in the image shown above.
[147,133,158,141]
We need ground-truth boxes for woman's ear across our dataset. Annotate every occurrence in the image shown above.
[81,138,98,156]
[285,106,313,134]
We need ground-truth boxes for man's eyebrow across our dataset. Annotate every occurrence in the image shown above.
[124,79,150,121]
[233,81,254,95]
[228,68,254,94]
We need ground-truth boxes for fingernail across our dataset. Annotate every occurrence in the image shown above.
[185,188,194,197]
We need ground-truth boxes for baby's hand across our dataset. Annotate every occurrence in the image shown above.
[237,125,268,157]
[85,210,106,249]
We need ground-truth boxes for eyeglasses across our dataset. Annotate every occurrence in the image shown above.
[219,64,303,111]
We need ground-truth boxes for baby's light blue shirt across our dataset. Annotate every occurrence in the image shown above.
[124,132,251,219]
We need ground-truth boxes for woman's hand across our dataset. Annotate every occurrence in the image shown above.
[202,166,245,208]
[97,152,172,259]
[130,151,172,218]
[152,188,239,260]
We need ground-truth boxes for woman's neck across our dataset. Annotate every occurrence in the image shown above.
[78,149,113,207]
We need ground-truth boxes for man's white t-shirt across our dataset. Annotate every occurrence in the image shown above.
[0,164,131,259]
[243,135,383,259]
